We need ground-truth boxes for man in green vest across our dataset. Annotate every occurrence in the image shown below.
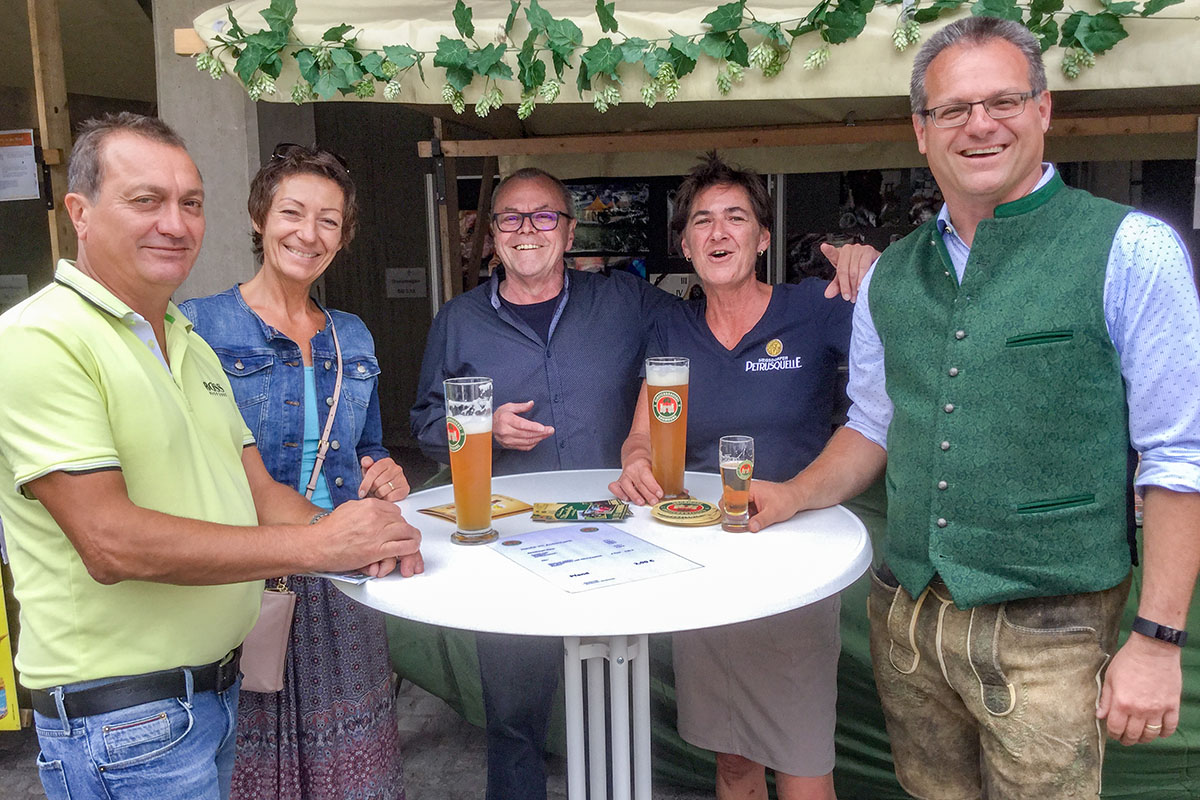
[749,16,1200,799]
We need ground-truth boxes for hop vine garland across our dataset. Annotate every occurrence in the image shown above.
[196,0,1185,118]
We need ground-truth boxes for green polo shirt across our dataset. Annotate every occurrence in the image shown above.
[0,261,261,688]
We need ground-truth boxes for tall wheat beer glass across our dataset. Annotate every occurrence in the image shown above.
[646,357,690,499]
[719,435,754,531]
[443,377,497,545]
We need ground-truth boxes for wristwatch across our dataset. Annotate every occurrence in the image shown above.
[1131,615,1188,647]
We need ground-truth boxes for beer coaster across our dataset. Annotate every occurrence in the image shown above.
[531,500,631,522]
[418,495,533,522]
[650,499,722,526]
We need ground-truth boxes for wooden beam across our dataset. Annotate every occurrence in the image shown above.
[432,119,463,301]
[464,156,497,292]
[27,0,74,263]
[174,27,206,56]
[418,111,1200,159]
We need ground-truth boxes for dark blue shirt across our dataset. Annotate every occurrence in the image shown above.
[411,267,678,475]
[649,281,852,482]
[499,291,561,344]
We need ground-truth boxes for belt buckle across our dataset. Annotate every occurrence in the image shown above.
[214,647,241,691]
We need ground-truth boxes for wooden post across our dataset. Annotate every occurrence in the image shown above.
[432,118,462,300]
[464,156,497,291]
[27,0,75,263]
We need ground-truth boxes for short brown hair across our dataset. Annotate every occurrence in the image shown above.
[671,151,773,238]
[68,112,190,200]
[248,145,358,263]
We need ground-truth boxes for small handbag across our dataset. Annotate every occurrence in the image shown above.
[240,317,344,693]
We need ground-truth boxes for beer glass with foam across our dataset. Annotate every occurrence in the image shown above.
[646,357,689,499]
[718,435,754,531]
[443,377,497,544]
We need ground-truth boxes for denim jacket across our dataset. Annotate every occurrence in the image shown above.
[179,286,388,508]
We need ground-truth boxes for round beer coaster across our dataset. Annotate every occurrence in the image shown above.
[651,499,722,526]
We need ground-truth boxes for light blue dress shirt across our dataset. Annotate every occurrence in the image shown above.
[845,164,1200,494]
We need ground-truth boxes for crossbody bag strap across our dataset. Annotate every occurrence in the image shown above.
[305,315,344,500]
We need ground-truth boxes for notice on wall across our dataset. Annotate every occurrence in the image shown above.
[386,267,428,299]
[491,523,700,593]
[0,130,39,202]
[0,275,29,316]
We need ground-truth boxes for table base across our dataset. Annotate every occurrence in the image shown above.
[563,635,651,800]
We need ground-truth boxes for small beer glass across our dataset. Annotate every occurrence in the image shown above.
[718,435,754,532]
[645,357,690,499]
[443,377,497,544]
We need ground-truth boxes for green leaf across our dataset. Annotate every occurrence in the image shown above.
[1059,10,1084,44]
[546,17,584,49]
[330,48,358,68]
[787,22,818,35]
[700,32,732,59]
[620,37,650,63]
[1030,18,1058,50]
[1141,0,1183,15]
[668,33,701,60]
[526,0,553,32]
[260,0,296,33]
[576,62,592,95]
[445,64,474,91]
[312,71,343,99]
[971,0,1023,22]
[433,36,471,68]
[823,0,869,43]
[750,20,788,46]
[702,0,746,33]
[295,49,319,84]
[322,23,353,42]
[261,53,283,79]
[384,44,419,69]
[518,33,547,90]
[596,0,619,33]
[245,29,288,50]
[453,0,475,39]
[360,51,386,78]
[225,8,247,38]
[581,38,622,78]
[505,0,521,33]
[1076,12,1128,53]
[642,46,671,76]
[667,45,698,78]
[728,31,750,66]
[1028,0,1063,21]
[235,43,270,83]
[468,43,506,75]
[551,50,569,79]
[1102,0,1138,14]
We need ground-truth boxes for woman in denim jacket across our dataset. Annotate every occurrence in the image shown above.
[180,145,409,800]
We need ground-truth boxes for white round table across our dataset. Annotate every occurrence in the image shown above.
[340,469,872,800]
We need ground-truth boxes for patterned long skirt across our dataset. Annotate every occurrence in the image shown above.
[231,574,406,800]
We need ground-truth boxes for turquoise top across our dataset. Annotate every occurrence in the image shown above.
[301,366,335,511]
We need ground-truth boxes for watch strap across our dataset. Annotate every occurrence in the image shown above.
[1131,615,1187,647]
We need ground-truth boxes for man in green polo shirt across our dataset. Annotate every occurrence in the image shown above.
[0,113,422,800]
[749,17,1200,799]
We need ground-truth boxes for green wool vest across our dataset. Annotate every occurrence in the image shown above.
[870,174,1133,608]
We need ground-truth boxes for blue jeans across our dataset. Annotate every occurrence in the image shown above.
[34,675,240,800]
[477,633,561,800]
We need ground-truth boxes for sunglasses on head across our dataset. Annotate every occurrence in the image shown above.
[271,142,350,173]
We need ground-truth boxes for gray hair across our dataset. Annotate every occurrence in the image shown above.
[910,17,1047,117]
[492,167,574,217]
[68,112,190,200]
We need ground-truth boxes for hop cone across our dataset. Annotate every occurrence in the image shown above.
[354,78,376,99]
[291,81,313,105]
[804,45,830,71]
[384,79,402,101]
[380,59,399,80]
[716,68,733,95]
[640,82,658,108]
[517,92,537,119]
[539,81,561,103]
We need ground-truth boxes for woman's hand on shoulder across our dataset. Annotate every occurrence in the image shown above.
[821,242,880,303]
[609,457,662,507]
[359,456,410,501]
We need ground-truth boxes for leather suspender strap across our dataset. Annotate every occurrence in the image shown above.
[305,316,343,500]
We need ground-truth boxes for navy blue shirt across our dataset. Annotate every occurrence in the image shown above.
[412,267,678,475]
[649,281,853,482]
[499,291,561,344]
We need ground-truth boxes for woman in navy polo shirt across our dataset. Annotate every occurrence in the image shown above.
[611,153,876,800]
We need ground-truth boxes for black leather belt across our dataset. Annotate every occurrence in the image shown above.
[30,647,241,719]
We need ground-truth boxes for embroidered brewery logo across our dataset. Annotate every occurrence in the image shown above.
[446,417,466,452]
[651,389,683,423]
[203,380,227,397]
[746,337,803,373]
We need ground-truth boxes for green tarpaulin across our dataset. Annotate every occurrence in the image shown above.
[388,480,1200,797]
